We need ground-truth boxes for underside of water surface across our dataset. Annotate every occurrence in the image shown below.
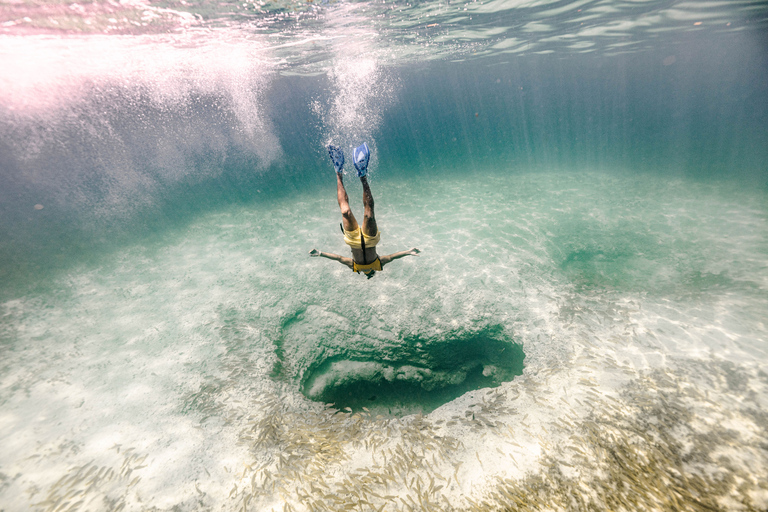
[1,0,768,511]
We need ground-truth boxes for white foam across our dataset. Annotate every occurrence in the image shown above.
[0,31,283,226]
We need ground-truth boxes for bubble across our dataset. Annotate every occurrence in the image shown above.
[0,33,282,228]
[34,204,44,210]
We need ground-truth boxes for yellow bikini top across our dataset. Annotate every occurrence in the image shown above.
[353,257,382,273]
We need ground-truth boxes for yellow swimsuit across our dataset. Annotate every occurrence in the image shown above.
[353,258,382,273]
[343,227,381,249]
[343,227,382,274]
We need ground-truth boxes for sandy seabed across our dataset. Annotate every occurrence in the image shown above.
[1,169,767,511]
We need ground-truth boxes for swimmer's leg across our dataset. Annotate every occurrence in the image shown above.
[337,172,359,232]
[361,176,377,236]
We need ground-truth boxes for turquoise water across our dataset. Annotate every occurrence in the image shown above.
[1,1,768,511]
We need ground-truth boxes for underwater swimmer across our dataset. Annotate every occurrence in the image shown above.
[309,143,420,279]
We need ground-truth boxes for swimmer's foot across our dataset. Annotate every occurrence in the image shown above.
[353,142,370,178]
[328,145,344,174]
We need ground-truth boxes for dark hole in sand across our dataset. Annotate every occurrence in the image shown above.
[297,329,525,416]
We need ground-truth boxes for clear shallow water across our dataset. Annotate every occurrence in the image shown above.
[2,169,767,510]
[1,0,768,510]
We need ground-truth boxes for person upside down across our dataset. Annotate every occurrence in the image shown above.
[309,143,420,279]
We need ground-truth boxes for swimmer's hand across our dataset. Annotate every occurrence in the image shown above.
[309,249,321,257]
[408,248,421,256]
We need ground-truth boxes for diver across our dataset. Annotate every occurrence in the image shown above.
[309,143,420,279]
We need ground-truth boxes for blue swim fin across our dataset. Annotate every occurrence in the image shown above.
[353,142,370,177]
[328,144,344,174]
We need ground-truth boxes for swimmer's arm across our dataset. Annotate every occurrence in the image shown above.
[309,249,354,270]
[380,248,420,265]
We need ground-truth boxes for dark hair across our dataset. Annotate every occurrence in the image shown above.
[365,270,376,279]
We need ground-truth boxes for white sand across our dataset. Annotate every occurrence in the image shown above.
[1,170,767,511]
